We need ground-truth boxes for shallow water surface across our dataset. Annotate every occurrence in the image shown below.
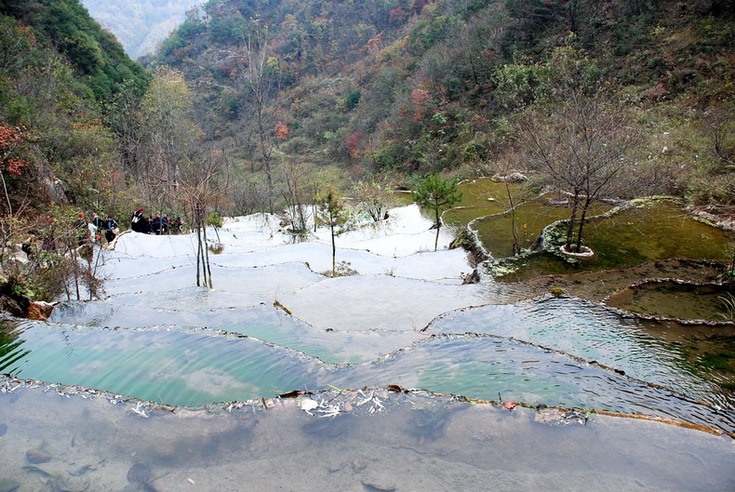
[0,321,322,406]
[2,320,732,432]
[427,298,735,410]
[1,385,733,491]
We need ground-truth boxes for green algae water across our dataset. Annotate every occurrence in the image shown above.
[604,281,734,321]
[582,200,732,266]
[497,201,734,281]
[443,178,522,228]
[445,180,732,276]
[472,199,613,257]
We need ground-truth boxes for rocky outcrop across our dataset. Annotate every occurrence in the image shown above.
[0,279,55,321]
[492,171,527,183]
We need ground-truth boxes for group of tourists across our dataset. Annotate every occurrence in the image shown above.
[46,208,185,252]
[78,212,119,244]
[130,208,183,235]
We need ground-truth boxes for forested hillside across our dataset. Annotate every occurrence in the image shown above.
[0,0,149,305]
[81,0,203,58]
[150,0,735,209]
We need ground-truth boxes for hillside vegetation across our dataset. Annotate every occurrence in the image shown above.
[0,0,149,305]
[149,0,735,208]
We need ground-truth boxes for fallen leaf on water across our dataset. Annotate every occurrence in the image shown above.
[279,390,301,398]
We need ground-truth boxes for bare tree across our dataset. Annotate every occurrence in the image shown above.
[493,154,526,256]
[178,146,229,288]
[137,68,201,212]
[353,177,395,222]
[240,22,281,213]
[281,159,315,234]
[232,178,270,216]
[518,94,639,253]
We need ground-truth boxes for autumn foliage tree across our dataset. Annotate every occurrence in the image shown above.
[0,125,29,215]
[274,121,289,142]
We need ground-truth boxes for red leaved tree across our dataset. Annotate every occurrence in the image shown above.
[0,125,29,215]
[274,121,289,141]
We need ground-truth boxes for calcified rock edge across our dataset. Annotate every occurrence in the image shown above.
[1,378,734,491]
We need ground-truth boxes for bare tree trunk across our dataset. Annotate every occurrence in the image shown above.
[195,218,202,287]
[504,181,520,255]
[0,170,12,216]
[330,223,336,276]
[434,206,441,252]
[72,248,80,300]
[565,192,580,250]
[202,223,213,289]
[574,196,593,253]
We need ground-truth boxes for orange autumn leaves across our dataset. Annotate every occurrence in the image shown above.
[0,126,29,176]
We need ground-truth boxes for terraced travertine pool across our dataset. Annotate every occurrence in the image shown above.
[0,204,733,490]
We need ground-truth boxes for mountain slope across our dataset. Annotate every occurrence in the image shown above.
[0,0,150,215]
[152,0,734,205]
[81,0,204,59]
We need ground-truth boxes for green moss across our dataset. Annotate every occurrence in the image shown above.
[549,287,564,297]
[700,351,735,373]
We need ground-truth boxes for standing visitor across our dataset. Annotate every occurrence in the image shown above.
[131,208,145,233]
[104,214,119,242]
[152,213,162,235]
[90,213,103,242]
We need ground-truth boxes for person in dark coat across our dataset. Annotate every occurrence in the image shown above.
[131,208,145,233]
[104,215,119,242]
[91,213,103,229]
[152,213,162,235]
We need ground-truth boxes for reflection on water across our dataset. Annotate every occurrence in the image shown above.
[0,385,733,491]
